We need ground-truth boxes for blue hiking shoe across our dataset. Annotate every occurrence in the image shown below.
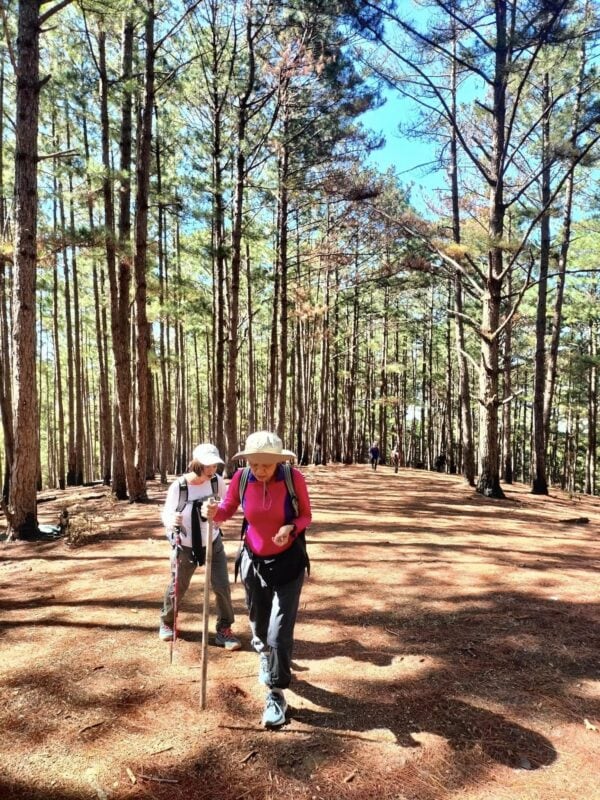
[259,652,270,685]
[262,690,287,728]
[215,626,241,651]
[159,623,173,642]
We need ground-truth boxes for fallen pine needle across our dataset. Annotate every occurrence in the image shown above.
[126,768,136,785]
[79,720,105,734]
[236,785,268,799]
[149,746,174,755]
[240,750,257,764]
[138,773,179,784]
[343,769,358,783]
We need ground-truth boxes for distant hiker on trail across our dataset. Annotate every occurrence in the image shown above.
[369,441,380,471]
[159,443,241,651]
[435,452,447,472]
[204,431,312,729]
[391,444,400,473]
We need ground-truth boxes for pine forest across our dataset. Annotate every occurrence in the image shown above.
[1,0,600,538]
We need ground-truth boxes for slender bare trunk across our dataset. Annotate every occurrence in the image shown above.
[477,1,507,499]
[532,73,551,495]
[132,2,155,498]
[9,0,42,537]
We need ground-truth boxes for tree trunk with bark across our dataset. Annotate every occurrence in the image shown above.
[276,135,290,439]
[477,1,507,499]
[9,0,43,537]
[97,25,133,500]
[131,1,155,500]
[531,72,551,496]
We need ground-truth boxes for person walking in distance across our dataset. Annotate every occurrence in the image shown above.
[369,441,380,471]
[204,431,312,728]
[391,443,400,473]
[159,443,241,651]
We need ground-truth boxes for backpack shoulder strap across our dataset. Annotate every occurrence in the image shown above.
[282,463,309,574]
[176,477,188,513]
[239,466,251,508]
[282,462,299,517]
[237,467,252,542]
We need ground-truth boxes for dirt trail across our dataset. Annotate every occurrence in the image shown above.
[1,464,599,800]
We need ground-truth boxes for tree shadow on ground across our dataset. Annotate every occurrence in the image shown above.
[296,588,600,726]
[291,677,556,770]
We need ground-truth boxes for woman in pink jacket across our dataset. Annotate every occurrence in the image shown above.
[205,431,312,729]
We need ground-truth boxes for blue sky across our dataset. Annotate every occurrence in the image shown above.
[359,87,449,214]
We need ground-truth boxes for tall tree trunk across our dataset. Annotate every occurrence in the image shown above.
[532,72,551,496]
[0,252,13,502]
[315,262,330,465]
[225,41,251,468]
[66,105,85,485]
[82,113,111,485]
[543,29,587,442]
[585,321,597,495]
[208,0,227,455]
[444,280,454,472]
[155,105,171,483]
[58,186,75,485]
[276,135,290,439]
[379,283,389,460]
[51,182,65,490]
[502,267,513,484]
[331,258,341,462]
[268,220,280,430]
[477,0,507,499]
[9,0,43,537]
[449,35,475,484]
[132,1,155,499]
[97,25,132,499]
[293,216,308,463]
[246,241,257,434]
[0,51,13,502]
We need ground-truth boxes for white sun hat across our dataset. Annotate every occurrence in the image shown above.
[192,443,225,466]
[233,431,296,464]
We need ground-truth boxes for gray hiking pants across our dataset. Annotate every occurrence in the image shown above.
[240,547,304,690]
[160,536,235,630]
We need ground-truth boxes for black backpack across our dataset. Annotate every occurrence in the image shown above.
[176,475,219,565]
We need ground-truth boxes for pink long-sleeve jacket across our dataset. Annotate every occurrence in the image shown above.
[213,465,311,557]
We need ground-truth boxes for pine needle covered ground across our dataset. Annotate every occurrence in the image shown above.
[1,465,599,800]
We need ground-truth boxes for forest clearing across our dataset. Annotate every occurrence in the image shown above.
[1,464,599,800]
[4,1,600,548]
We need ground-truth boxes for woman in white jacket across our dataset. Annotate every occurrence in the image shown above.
[158,443,241,650]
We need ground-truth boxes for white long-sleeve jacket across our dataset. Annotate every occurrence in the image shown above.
[161,474,226,548]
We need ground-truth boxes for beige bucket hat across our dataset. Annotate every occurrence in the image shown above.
[192,443,225,466]
[233,431,296,464]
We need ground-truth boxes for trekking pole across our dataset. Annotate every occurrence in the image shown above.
[170,530,182,665]
[200,499,217,709]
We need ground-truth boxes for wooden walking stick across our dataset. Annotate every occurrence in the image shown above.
[200,498,217,709]
[169,531,181,666]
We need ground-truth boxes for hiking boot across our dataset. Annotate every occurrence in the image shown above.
[262,689,287,728]
[215,626,241,651]
[159,623,173,642]
[258,651,270,685]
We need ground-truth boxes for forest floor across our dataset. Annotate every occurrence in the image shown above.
[1,464,599,800]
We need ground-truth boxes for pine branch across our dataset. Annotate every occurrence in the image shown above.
[39,0,73,26]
